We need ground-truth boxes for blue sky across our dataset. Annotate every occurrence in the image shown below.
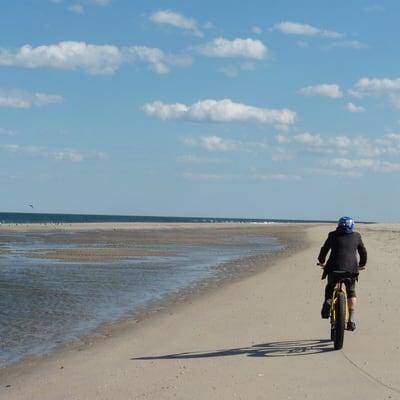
[1,1,400,222]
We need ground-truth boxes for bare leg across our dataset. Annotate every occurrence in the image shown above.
[348,297,357,322]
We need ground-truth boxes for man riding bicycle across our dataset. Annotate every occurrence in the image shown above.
[318,216,367,331]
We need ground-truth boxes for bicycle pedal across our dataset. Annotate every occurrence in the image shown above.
[346,322,356,331]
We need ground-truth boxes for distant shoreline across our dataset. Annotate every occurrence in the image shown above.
[0,211,366,225]
[0,221,301,232]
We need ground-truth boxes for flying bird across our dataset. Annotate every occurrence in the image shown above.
[28,204,34,209]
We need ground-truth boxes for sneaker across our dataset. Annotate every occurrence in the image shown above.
[347,321,356,331]
[321,300,331,319]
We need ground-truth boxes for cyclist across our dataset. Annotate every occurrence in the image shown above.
[318,216,367,331]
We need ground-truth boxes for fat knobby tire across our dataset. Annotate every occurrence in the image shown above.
[333,292,346,350]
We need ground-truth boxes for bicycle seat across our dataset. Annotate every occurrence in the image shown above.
[331,270,354,282]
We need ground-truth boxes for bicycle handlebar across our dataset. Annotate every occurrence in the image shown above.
[317,262,365,270]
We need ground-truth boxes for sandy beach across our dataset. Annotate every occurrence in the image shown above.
[1,223,399,400]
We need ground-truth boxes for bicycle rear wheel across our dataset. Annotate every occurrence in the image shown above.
[333,292,346,350]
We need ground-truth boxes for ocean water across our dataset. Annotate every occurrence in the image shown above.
[0,211,339,225]
[0,230,285,368]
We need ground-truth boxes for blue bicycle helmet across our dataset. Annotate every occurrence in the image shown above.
[337,216,355,233]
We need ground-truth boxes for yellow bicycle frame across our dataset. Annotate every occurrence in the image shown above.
[330,281,349,323]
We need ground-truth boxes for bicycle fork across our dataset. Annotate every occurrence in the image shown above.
[330,283,349,324]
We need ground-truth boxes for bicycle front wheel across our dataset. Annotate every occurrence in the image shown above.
[333,292,346,350]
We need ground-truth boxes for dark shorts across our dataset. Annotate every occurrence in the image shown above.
[324,273,357,300]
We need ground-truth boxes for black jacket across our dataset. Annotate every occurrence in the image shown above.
[318,228,367,279]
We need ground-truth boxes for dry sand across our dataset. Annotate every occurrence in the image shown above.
[1,223,399,400]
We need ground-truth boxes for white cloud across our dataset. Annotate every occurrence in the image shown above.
[275,135,291,144]
[293,132,323,146]
[144,99,296,128]
[183,172,301,181]
[181,131,400,176]
[296,40,309,48]
[346,102,366,113]
[126,46,187,74]
[331,40,368,49]
[220,65,240,78]
[150,10,203,37]
[0,41,191,75]
[199,37,268,60]
[291,132,352,151]
[199,136,237,152]
[278,131,400,159]
[300,84,343,99]
[220,62,257,78]
[330,158,400,173]
[128,46,192,74]
[183,172,236,180]
[329,135,353,148]
[271,21,343,39]
[252,26,262,34]
[178,154,225,163]
[252,173,301,181]
[68,4,84,14]
[182,136,241,152]
[271,147,295,161]
[0,144,81,161]
[372,133,400,156]
[307,167,362,178]
[349,77,400,97]
[356,134,400,157]
[0,89,64,108]
[0,42,123,74]
[182,136,271,154]
[349,77,400,110]
[384,133,400,141]
[0,144,107,162]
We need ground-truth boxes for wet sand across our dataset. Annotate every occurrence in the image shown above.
[1,223,399,400]
[0,222,298,261]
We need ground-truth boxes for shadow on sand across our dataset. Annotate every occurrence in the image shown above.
[132,339,333,361]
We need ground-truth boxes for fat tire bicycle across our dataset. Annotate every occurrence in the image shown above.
[329,270,360,350]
